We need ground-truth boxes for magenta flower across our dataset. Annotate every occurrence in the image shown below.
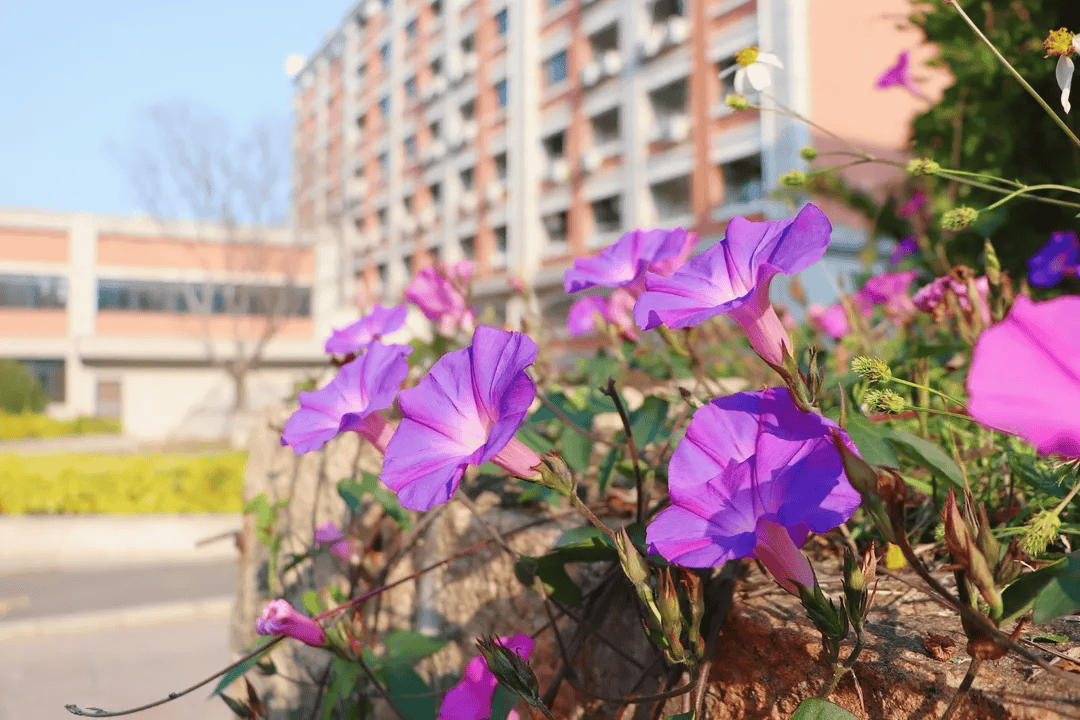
[407,264,476,336]
[438,633,535,720]
[324,304,408,355]
[281,342,412,454]
[314,521,350,561]
[381,326,542,511]
[1028,231,1080,288]
[875,50,925,99]
[889,236,919,265]
[563,227,697,294]
[634,204,832,366]
[897,192,928,219]
[857,270,919,322]
[967,295,1080,458]
[807,303,851,340]
[566,289,638,340]
[646,387,861,594]
[255,599,326,646]
[913,273,990,325]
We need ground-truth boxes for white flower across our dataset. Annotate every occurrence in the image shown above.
[1054,35,1080,114]
[726,47,783,95]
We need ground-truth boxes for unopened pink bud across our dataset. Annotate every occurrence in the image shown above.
[255,599,326,647]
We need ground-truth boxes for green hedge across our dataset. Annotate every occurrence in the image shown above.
[0,452,245,514]
[0,413,123,440]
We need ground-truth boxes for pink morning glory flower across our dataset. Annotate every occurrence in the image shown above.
[255,599,326,647]
[646,387,861,594]
[889,237,919,265]
[897,192,928,219]
[563,228,697,295]
[438,633,535,720]
[912,273,990,325]
[314,521,350,561]
[566,289,638,340]
[281,342,412,455]
[634,204,832,367]
[875,50,925,99]
[407,263,477,336]
[967,295,1080,458]
[324,304,408,355]
[381,326,542,511]
[807,303,851,340]
[1028,231,1080,288]
[857,270,920,322]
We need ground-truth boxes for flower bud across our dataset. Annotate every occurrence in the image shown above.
[615,527,649,587]
[1020,508,1062,557]
[907,158,941,176]
[475,635,547,714]
[942,207,978,231]
[864,389,906,414]
[851,356,891,384]
[800,146,819,161]
[725,94,751,110]
[780,170,808,187]
[255,600,326,647]
[535,453,575,496]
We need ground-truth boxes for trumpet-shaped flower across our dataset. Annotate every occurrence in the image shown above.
[314,521,350,561]
[912,273,990,325]
[438,633,535,720]
[407,263,476,335]
[967,295,1080,458]
[807,303,851,340]
[897,192,928,219]
[727,46,783,95]
[255,600,326,647]
[564,227,696,295]
[324,304,408,355]
[1028,231,1080,288]
[381,326,541,511]
[875,50,925,99]
[566,289,637,340]
[646,388,861,594]
[889,236,919,265]
[281,342,412,454]
[634,203,832,366]
[857,270,920,322]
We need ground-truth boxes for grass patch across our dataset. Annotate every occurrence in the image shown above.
[0,413,123,440]
[0,452,245,514]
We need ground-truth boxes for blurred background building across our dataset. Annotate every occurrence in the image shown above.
[0,209,335,439]
[290,0,927,327]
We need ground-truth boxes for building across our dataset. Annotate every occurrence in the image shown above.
[0,208,342,440]
[291,0,931,324]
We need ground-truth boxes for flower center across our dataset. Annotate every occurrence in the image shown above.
[1043,28,1077,58]
[736,46,760,67]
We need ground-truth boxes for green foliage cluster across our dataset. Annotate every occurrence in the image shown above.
[0,452,245,514]
[910,0,1080,276]
[0,359,48,414]
[0,412,122,440]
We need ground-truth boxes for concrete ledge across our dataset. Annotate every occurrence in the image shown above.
[0,514,242,572]
[0,595,233,641]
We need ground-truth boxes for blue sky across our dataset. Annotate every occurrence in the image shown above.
[0,0,349,217]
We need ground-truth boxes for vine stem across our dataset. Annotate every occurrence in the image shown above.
[946,0,1080,150]
[600,376,647,524]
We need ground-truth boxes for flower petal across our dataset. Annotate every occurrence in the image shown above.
[381,418,474,510]
[1057,56,1075,113]
[745,63,773,91]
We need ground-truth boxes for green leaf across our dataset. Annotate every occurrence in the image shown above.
[1034,550,1080,624]
[789,697,858,720]
[322,656,362,720]
[665,714,693,720]
[337,477,365,512]
[301,589,321,616]
[383,630,448,666]
[517,427,556,454]
[844,414,899,468]
[551,526,617,562]
[596,446,619,494]
[535,558,583,606]
[490,685,519,720]
[559,426,593,472]
[359,472,412,530]
[375,662,439,720]
[517,482,561,506]
[219,693,252,718]
[212,642,276,696]
[514,555,539,586]
[1001,556,1068,624]
[628,396,670,447]
[1031,634,1069,643]
[884,428,964,489]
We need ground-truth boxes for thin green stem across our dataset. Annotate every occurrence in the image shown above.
[946,0,1080,149]
[889,377,963,408]
[898,405,973,424]
[984,183,1080,213]
[568,491,619,544]
[1052,478,1080,516]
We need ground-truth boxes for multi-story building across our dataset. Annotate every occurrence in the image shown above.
[292,0,928,325]
[0,209,340,439]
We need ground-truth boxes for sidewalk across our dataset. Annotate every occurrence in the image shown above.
[0,514,242,573]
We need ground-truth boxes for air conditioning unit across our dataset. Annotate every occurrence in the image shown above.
[580,149,602,174]
[431,75,447,96]
[459,190,478,213]
[485,182,506,204]
[357,0,380,20]
[430,138,446,158]
[581,61,603,87]
[601,50,623,77]
[639,27,665,60]
[447,129,466,151]
[354,178,369,195]
[545,158,570,183]
[665,16,689,46]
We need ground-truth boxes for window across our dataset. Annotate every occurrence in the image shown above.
[429,120,441,139]
[405,76,417,98]
[0,274,67,309]
[649,77,688,115]
[378,95,390,118]
[431,0,442,16]
[461,99,476,120]
[543,210,568,244]
[461,34,475,54]
[378,151,389,174]
[96,280,310,317]
[378,206,389,226]
[381,0,391,7]
[460,235,476,260]
[495,8,508,36]
[493,226,508,265]
[357,62,368,78]
[544,50,568,86]
[357,112,368,130]
[460,166,475,190]
[542,131,565,158]
[494,152,508,180]
[429,182,442,207]
[404,135,416,157]
[405,18,418,43]
[403,255,414,276]
[430,56,443,76]
[592,195,622,233]
[495,79,508,108]
[590,107,620,144]
[722,154,765,206]
[651,0,684,22]
[404,195,414,213]
[589,24,619,55]
[651,175,692,219]
[717,56,739,98]
[380,42,391,66]
[546,0,565,8]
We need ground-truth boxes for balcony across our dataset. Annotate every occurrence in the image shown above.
[458,190,478,215]
[648,114,691,144]
[449,54,479,85]
[544,158,570,184]
[581,50,623,88]
[421,139,447,167]
[639,16,688,61]
[421,75,448,102]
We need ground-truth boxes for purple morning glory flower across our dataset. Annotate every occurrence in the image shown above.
[857,270,920,322]
[314,521,350,561]
[281,342,412,455]
[897,192,928,219]
[381,326,542,511]
[1028,231,1080,288]
[875,50,925,99]
[807,303,851,340]
[968,295,1080,458]
[634,203,832,367]
[563,227,697,294]
[566,289,638,340]
[406,262,476,336]
[647,387,861,594]
[438,633,535,720]
[889,236,919,265]
[913,273,990,325]
[324,304,408,355]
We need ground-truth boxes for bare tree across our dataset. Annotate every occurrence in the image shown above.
[115,100,303,411]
